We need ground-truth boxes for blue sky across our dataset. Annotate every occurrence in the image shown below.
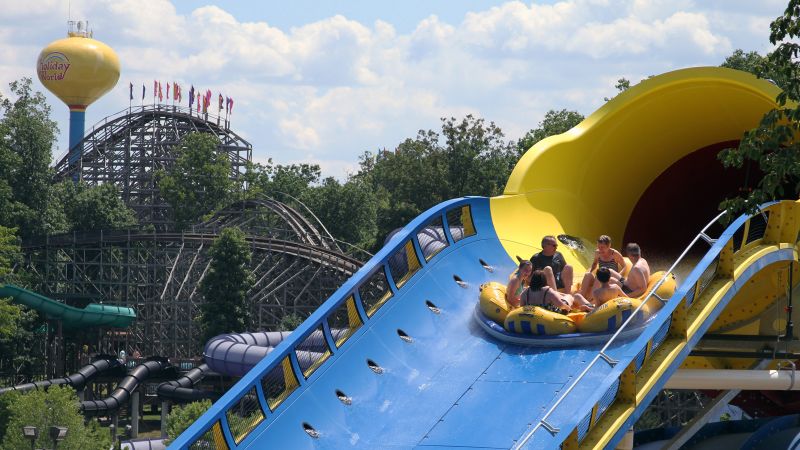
[0,0,788,178]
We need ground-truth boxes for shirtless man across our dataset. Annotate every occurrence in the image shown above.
[592,267,628,306]
[520,270,594,312]
[530,235,574,293]
[506,260,532,307]
[615,243,650,298]
[579,235,626,300]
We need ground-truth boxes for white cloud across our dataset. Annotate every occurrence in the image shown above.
[0,0,785,179]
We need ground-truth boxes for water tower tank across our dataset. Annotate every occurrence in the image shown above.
[37,21,120,164]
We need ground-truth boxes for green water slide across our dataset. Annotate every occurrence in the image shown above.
[0,284,135,329]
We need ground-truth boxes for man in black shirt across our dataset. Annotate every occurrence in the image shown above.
[530,235,574,293]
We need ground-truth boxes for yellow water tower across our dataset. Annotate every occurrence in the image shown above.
[37,21,120,164]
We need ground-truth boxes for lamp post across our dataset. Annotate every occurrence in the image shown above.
[22,426,38,450]
[49,426,68,450]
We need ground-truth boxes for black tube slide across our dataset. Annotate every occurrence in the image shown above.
[0,355,123,395]
[156,363,215,402]
[81,358,171,414]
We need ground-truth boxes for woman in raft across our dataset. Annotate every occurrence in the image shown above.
[515,270,594,312]
[506,260,532,305]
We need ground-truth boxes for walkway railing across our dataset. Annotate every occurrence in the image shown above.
[171,196,483,449]
[514,201,781,449]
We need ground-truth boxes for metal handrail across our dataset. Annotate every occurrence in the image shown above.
[514,208,734,448]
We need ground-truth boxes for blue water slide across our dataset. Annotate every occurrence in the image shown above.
[170,197,797,449]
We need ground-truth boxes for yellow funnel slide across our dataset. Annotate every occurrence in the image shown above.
[490,67,782,270]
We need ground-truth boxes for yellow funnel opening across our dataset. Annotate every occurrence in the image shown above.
[490,67,782,269]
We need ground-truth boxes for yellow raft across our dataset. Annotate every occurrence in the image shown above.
[504,305,577,335]
[479,271,677,336]
[576,271,677,333]
[478,281,512,324]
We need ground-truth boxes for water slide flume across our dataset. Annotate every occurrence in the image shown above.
[0,356,123,395]
[0,283,135,328]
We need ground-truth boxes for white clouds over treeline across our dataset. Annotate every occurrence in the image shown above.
[0,0,785,177]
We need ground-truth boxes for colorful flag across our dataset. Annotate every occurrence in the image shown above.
[129,82,133,100]
[142,84,145,100]
[173,83,178,101]
[229,97,234,114]
[167,83,171,100]
[158,82,163,102]
[153,80,157,97]
[218,93,223,111]
[189,85,195,108]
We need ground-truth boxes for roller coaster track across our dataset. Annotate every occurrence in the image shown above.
[22,230,360,276]
[198,198,340,252]
[53,105,248,179]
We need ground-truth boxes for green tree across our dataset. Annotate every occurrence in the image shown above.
[1,386,110,450]
[0,78,59,237]
[437,115,516,197]
[720,49,788,89]
[349,115,516,249]
[199,227,254,343]
[604,78,632,102]
[165,400,212,445]
[0,226,23,342]
[44,182,137,234]
[517,109,584,155]
[157,132,235,230]
[717,1,800,214]
[305,177,379,250]
[0,226,19,279]
[0,225,42,385]
[67,183,137,232]
[244,160,321,200]
[277,312,303,331]
[0,391,18,443]
[722,49,768,75]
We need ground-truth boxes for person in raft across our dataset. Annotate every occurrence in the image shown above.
[506,260,532,306]
[530,235,574,293]
[592,267,628,306]
[520,270,593,313]
[579,235,626,300]
[617,243,651,297]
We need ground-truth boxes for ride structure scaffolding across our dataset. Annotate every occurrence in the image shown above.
[18,105,366,367]
[53,104,251,228]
